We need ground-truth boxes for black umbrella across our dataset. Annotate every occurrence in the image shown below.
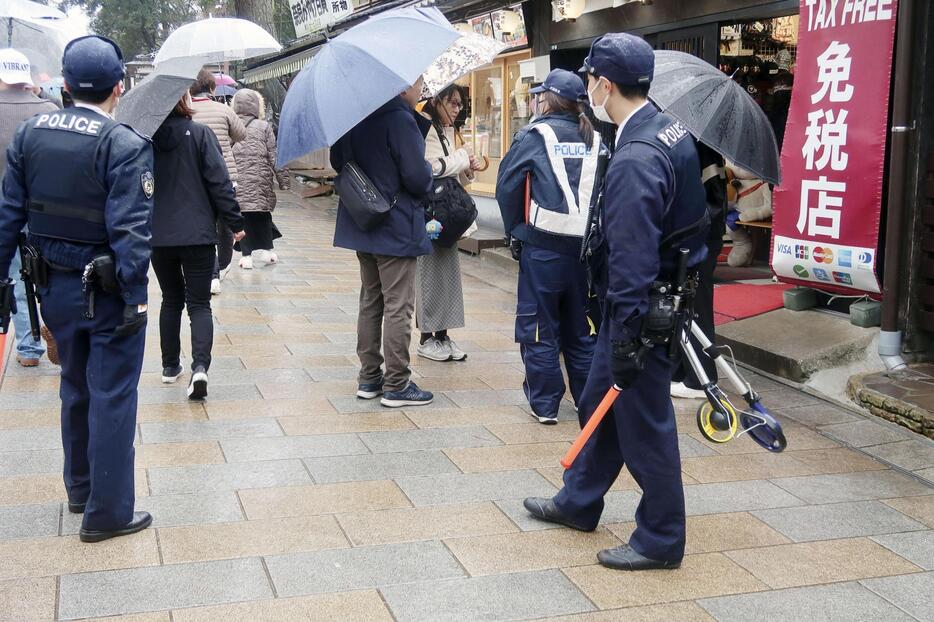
[648,50,781,185]
[116,73,194,138]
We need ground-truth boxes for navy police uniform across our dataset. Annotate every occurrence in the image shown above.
[0,36,153,537]
[545,35,709,565]
[496,70,604,422]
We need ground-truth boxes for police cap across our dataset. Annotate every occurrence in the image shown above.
[62,35,125,92]
[579,33,654,87]
[529,69,586,102]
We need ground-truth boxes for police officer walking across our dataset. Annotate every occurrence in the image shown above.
[496,69,604,425]
[523,35,709,569]
[0,36,154,542]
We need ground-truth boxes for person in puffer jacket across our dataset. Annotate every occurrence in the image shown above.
[231,89,291,269]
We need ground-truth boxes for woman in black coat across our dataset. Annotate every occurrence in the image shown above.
[151,94,244,400]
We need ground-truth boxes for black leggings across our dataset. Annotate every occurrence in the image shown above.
[151,244,215,371]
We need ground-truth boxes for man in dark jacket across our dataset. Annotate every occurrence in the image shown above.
[330,77,435,408]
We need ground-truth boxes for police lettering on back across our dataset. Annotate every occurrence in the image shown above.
[656,121,689,149]
[552,142,593,158]
[34,112,104,136]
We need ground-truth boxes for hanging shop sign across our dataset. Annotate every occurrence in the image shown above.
[468,6,527,49]
[289,0,354,39]
[771,0,898,296]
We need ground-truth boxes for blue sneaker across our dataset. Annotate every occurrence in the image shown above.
[381,382,433,408]
[357,379,384,399]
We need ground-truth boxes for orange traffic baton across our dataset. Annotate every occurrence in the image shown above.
[560,386,621,469]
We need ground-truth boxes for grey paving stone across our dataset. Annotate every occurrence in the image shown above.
[306,366,365,382]
[138,383,261,405]
[684,480,806,516]
[359,427,501,453]
[698,582,916,622]
[861,572,934,622]
[917,468,934,486]
[304,450,460,483]
[775,403,861,427]
[140,418,283,444]
[771,470,934,504]
[208,368,312,386]
[265,540,464,597]
[287,342,361,356]
[751,500,927,542]
[328,393,457,414]
[495,491,641,532]
[0,503,60,540]
[220,434,368,462]
[62,492,244,534]
[444,389,527,407]
[396,470,557,506]
[0,449,62,476]
[0,392,60,409]
[57,558,273,620]
[679,433,718,458]
[381,569,595,621]
[819,420,916,448]
[860,440,934,472]
[147,460,311,494]
[0,427,62,451]
[871,530,934,570]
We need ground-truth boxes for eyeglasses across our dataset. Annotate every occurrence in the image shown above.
[447,100,464,110]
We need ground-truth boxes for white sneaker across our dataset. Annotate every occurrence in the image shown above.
[445,338,467,361]
[239,256,253,269]
[268,252,278,264]
[417,338,452,362]
[210,278,221,295]
[188,367,208,400]
[670,382,706,399]
[252,249,272,267]
[218,265,232,281]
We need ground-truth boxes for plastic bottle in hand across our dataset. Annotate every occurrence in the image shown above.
[426,218,443,241]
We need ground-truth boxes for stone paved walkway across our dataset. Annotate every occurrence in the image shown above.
[0,190,932,621]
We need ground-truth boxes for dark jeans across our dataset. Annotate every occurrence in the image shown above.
[151,245,215,371]
[240,212,274,256]
[212,218,234,278]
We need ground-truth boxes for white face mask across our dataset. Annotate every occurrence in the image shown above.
[588,79,613,124]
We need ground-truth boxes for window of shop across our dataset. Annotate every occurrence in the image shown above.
[458,49,532,195]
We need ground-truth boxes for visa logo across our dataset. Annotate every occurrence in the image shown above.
[776,243,793,255]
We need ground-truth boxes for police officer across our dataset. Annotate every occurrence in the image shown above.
[496,69,605,425]
[523,34,709,569]
[0,36,154,543]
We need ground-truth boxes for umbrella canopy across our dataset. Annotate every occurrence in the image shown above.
[648,50,781,185]
[420,32,506,98]
[154,18,281,66]
[277,6,458,166]
[5,17,71,77]
[215,84,237,97]
[0,0,66,20]
[116,59,203,138]
[214,72,236,86]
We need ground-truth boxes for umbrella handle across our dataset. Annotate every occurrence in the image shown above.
[560,386,621,469]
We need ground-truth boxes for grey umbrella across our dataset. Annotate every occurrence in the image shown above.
[116,57,208,138]
[648,50,781,184]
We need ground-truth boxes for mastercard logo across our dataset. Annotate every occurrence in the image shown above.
[812,246,834,264]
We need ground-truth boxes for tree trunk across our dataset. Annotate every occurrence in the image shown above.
[235,0,278,40]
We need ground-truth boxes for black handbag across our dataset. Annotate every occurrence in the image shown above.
[424,126,478,248]
[335,161,396,232]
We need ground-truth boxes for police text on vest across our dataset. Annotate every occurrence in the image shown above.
[35,113,103,136]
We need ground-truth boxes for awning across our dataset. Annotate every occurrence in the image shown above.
[241,45,320,83]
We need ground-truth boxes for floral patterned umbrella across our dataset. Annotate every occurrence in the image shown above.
[421,32,506,99]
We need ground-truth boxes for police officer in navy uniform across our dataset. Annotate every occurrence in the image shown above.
[523,34,709,570]
[496,69,605,425]
[0,36,154,542]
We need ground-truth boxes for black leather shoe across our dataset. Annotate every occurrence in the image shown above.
[68,501,86,514]
[597,544,681,571]
[523,497,595,532]
[80,512,153,543]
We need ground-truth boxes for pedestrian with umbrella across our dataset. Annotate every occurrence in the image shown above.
[277,7,459,407]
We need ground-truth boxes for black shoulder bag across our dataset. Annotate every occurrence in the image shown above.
[424,126,478,247]
[334,136,395,232]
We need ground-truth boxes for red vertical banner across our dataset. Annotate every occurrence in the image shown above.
[771,0,898,296]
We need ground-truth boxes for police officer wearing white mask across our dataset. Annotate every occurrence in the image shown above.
[0,35,154,543]
[523,34,709,570]
[496,69,607,425]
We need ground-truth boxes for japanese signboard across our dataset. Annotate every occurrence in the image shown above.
[290,0,353,39]
[770,0,898,296]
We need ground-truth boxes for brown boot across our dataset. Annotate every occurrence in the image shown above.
[16,354,39,367]
[40,326,60,366]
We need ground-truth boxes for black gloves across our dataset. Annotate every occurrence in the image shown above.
[611,339,646,390]
[0,279,15,334]
[113,304,147,337]
[509,237,523,261]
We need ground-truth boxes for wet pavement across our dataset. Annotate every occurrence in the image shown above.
[0,190,931,621]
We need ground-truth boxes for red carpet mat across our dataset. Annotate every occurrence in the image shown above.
[713,283,792,326]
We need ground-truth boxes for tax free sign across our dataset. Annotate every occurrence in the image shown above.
[770,0,898,296]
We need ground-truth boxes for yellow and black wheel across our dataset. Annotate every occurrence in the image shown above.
[696,399,738,444]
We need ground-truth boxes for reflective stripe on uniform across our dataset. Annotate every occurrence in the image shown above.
[528,124,601,238]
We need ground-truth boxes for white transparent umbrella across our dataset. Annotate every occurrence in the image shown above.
[0,0,66,20]
[421,32,506,98]
[154,18,282,66]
